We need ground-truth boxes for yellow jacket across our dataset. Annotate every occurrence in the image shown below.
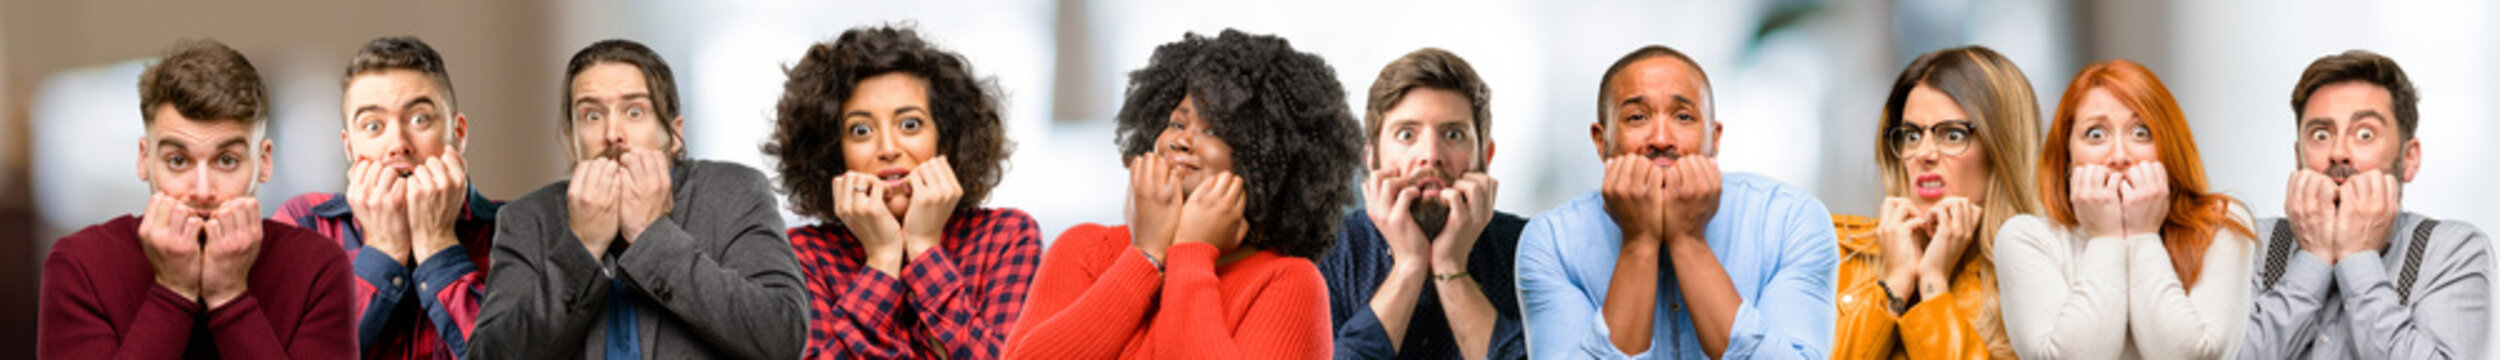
[1832,215,2016,360]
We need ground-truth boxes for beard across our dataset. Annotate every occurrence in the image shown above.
[2323,156,2406,206]
[1411,197,1452,236]
[1401,166,1460,235]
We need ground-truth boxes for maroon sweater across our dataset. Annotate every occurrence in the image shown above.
[39,215,356,359]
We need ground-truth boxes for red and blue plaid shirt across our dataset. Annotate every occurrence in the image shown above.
[276,188,500,360]
[790,207,1041,360]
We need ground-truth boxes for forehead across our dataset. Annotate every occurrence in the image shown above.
[847,73,931,106]
[1901,85,1967,123]
[344,69,445,105]
[149,105,254,148]
[2302,81,2394,120]
[1386,87,1473,123]
[2074,87,2136,122]
[571,62,650,101]
[1609,57,1705,105]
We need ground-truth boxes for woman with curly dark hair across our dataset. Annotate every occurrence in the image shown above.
[761,25,1038,360]
[1004,29,1361,360]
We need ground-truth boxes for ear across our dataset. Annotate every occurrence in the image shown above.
[137,137,150,182]
[259,138,276,184]
[342,125,361,164]
[454,112,471,150]
[1708,121,1726,157]
[2400,137,2422,182]
[669,115,687,155]
[1588,122,1607,158]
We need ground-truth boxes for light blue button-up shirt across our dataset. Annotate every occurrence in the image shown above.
[1516,172,1836,359]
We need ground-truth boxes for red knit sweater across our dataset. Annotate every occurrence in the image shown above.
[1005,224,1330,360]
[38,215,357,359]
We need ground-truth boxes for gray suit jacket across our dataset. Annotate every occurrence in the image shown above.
[472,160,807,359]
[2241,212,2492,359]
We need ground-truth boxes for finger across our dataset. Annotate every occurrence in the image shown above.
[1224,173,1247,208]
[1601,157,1623,194]
[933,156,958,190]
[1470,173,1500,205]
[1191,173,1222,203]
[1390,186,1417,222]
[180,216,205,247]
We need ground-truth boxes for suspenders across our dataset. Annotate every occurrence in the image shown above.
[2258,217,2443,305]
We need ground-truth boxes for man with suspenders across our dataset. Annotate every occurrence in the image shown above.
[2241,50,2494,359]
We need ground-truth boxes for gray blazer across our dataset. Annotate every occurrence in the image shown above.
[471,160,806,360]
[2241,212,2493,359]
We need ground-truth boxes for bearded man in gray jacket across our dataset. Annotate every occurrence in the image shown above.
[471,39,805,360]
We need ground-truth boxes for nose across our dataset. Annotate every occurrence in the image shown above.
[2326,134,2355,166]
[181,168,216,212]
[2106,141,2137,169]
[384,122,411,159]
[1411,133,1446,168]
[600,119,628,149]
[1166,133,1194,154]
[873,126,903,162]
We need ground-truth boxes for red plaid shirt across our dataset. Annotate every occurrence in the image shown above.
[275,189,499,360]
[791,207,1042,360]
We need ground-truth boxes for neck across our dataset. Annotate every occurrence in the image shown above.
[1216,246,1259,266]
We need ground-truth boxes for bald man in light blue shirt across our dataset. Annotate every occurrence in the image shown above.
[1516,45,1835,360]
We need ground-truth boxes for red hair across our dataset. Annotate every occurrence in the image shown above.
[2038,60,2254,289]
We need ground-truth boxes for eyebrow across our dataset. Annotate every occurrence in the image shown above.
[2300,117,2337,129]
[403,97,439,112]
[152,137,250,153]
[572,92,652,110]
[2349,109,2387,123]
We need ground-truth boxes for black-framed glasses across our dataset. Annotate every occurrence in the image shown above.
[1888,121,1978,157]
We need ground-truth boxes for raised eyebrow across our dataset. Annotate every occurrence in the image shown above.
[2349,109,2389,124]
[153,139,190,152]
[216,137,250,151]
[894,106,928,117]
[2300,117,2337,130]
[403,97,440,112]
[570,97,603,111]
[350,104,386,121]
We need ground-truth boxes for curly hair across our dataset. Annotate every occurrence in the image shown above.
[1113,29,1361,260]
[763,25,1013,220]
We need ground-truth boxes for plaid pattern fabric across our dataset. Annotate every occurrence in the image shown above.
[274,189,501,360]
[790,208,1042,360]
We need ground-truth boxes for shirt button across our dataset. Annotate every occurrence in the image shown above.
[392,276,403,287]
[1841,295,1855,304]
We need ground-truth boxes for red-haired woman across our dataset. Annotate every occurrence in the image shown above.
[1994,59,2256,359]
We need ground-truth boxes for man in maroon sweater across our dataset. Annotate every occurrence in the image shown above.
[37,38,356,359]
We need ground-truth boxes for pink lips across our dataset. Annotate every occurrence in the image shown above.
[1915,174,1946,198]
[877,167,911,191]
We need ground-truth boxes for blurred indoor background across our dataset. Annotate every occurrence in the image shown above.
[3,0,2494,353]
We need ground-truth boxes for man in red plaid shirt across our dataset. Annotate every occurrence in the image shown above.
[763,25,1043,359]
[277,36,499,360]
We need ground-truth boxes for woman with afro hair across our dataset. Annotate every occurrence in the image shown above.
[1004,29,1362,360]
[762,25,1039,360]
